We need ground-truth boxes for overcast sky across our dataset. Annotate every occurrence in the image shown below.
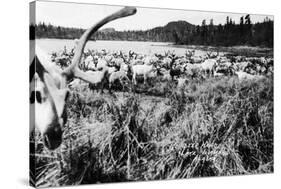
[35,1,273,31]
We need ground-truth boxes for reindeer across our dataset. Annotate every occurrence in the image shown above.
[167,52,181,80]
[132,64,156,85]
[185,49,195,60]
[206,49,219,59]
[187,50,205,64]
[131,60,163,85]
[200,59,217,77]
[30,7,137,150]
[234,71,265,81]
[87,69,110,93]
[108,70,130,92]
[83,54,96,70]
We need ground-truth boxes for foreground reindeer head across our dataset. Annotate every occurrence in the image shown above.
[30,6,137,150]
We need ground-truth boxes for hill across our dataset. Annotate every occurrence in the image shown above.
[100,27,116,34]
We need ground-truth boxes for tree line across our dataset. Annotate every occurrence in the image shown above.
[33,14,273,47]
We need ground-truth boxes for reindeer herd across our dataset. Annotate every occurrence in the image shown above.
[51,44,273,93]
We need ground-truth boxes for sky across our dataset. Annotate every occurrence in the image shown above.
[35,1,274,31]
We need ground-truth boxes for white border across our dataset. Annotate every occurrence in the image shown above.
[0,0,279,188]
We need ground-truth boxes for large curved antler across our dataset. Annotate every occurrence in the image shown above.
[62,6,137,82]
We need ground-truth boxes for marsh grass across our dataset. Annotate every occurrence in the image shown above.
[33,76,273,187]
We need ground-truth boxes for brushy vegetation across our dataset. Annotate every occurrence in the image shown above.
[32,76,273,187]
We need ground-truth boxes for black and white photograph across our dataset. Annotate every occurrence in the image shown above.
[29,0,273,188]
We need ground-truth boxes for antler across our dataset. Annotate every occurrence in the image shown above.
[192,50,195,56]
[129,50,133,57]
[62,6,137,81]
[206,51,211,58]
[119,50,127,63]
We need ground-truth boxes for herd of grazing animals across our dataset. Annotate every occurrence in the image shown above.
[53,45,273,93]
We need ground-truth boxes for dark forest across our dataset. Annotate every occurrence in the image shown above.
[33,15,273,47]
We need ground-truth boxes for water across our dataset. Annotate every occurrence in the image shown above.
[36,39,206,56]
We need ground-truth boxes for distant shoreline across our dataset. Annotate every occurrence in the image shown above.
[152,44,273,57]
[37,38,273,57]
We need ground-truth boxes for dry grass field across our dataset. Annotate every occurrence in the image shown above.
[31,61,273,187]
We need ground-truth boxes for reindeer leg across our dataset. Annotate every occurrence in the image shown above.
[131,75,136,93]
[133,73,137,85]
[101,86,104,94]
[118,77,123,91]
[99,82,104,94]
[109,82,112,94]
[124,76,130,92]
[144,74,147,85]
